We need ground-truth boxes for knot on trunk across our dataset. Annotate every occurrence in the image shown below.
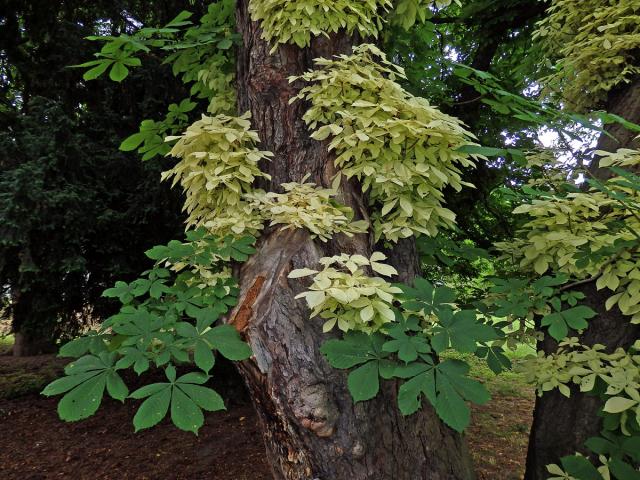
[292,383,338,438]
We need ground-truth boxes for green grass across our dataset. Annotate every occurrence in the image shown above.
[0,334,14,354]
[442,346,534,398]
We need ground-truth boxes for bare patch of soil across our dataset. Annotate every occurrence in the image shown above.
[468,394,535,480]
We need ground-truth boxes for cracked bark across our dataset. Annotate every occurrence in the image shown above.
[224,2,476,479]
[524,78,640,480]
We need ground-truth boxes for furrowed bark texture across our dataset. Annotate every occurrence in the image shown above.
[524,79,640,480]
[227,2,476,479]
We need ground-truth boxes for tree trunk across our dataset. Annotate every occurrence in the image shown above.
[225,2,476,479]
[12,330,54,356]
[524,78,640,480]
[10,290,56,357]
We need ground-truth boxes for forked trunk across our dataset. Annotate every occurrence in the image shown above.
[524,79,640,479]
[225,2,476,479]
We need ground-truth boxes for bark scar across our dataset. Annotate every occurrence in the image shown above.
[230,275,266,333]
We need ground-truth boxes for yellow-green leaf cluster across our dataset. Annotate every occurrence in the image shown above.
[500,195,640,322]
[598,147,640,168]
[521,149,581,190]
[196,55,236,115]
[288,252,402,333]
[497,149,640,323]
[523,338,640,432]
[245,175,368,241]
[162,112,272,237]
[534,0,640,112]
[162,242,234,290]
[248,0,390,52]
[498,191,619,276]
[292,44,477,242]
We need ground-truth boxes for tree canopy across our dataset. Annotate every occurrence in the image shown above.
[0,0,196,352]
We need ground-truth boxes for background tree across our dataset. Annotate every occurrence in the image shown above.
[523,2,640,477]
[0,0,198,354]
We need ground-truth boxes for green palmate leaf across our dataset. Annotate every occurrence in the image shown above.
[609,458,640,480]
[477,346,512,374]
[435,377,470,433]
[42,371,102,396]
[44,352,123,422]
[194,339,215,373]
[438,360,490,405]
[177,384,225,412]
[382,318,431,363]
[57,373,107,421]
[563,306,597,329]
[82,60,112,80]
[109,62,129,82]
[321,332,391,403]
[397,365,435,415]
[584,435,621,459]
[165,10,193,28]
[204,325,252,361]
[131,370,224,434]
[130,382,170,399]
[321,334,374,369]
[133,387,172,432]
[106,371,129,402]
[559,455,603,480]
[622,437,640,463]
[116,347,150,375]
[431,310,498,354]
[219,235,257,261]
[102,280,137,303]
[217,38,233,50]
[176,321,198,338]
[400,277,456,316]
[58,337,93,358]
[119,132,147,152]
[541,306,597,341]
[176,372,209,385]
[58,334,106,358]
[541,312,568,340]
[347,361,380,402]
[171,386,204,434]
[397,359,488,432]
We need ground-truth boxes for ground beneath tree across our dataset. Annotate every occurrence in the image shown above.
[0,354,534,479]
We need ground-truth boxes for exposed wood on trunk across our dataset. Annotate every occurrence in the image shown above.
[227,2,476,478]
[525,78,640,480]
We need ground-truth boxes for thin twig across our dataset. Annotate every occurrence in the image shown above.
[558,276,598,292]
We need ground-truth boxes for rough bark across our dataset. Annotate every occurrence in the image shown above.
[225,2,476,479]
[524,78,640,480]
